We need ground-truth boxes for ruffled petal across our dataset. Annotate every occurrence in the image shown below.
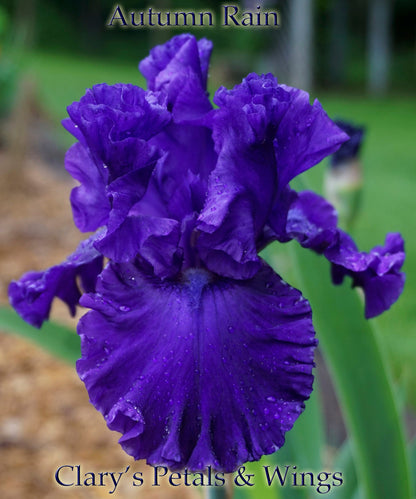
[136,35,216,222]
[330,233,405,318]
[211,75,348,191]
[197,74,281,278]
[8,234,103,328]
[94,215,181,279]
[197,197,262,279]
[279,190,405,318]
[139,34,213,121]
[275,85,349,189]
[65,142,110,232]
[66,83,170,182]
[283,190,338,250]
[196,74,347,280]
[64,84,171,234]
[146,124,216,219]
[77,261,316,472]
[266,187,298,244]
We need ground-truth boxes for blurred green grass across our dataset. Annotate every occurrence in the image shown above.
[302,95,416,400]
[24,51,146,144]
[24,51,416,402]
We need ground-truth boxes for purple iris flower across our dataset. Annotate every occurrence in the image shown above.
[8,34,405,472]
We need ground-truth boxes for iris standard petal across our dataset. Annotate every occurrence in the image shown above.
[76,260,316,472]
[148,123,216,219]
[274,85,349,189]
[197,74,347,280]
[136,36,217,221]
[66,83,170,181]
[139,34,213,120]
[64,83,171,237]
[8,234,103,328]
[198,74,281,278]
[212,75,348,192]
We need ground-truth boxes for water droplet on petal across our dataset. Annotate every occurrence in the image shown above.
[266,396,276,403]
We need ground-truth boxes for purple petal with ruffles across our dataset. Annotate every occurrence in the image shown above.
[280,190,405,318]
[196,74,347,280]
[284,190,338,250]
[76,261,316,472]
[139,34,212,121]
[197,74,281,278]
[275,85,349,189]
[64,84,170,233]
[330,233,405,318]
[66,83,170,181]
[8,234,103,328]
[95,215,181,279]
[65,142,110,232]
[136,35,216,223]
[146,123,216,220]
[140,34,212,91]
[197,197,262,279]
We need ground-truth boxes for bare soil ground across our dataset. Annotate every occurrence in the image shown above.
[0,152,198,499]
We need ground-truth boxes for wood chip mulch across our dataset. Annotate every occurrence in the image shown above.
[0,153,199,499]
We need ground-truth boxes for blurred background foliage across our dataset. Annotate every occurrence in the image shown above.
[0,0,415,90]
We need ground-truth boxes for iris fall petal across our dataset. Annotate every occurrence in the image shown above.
[9,234,103,328]
[281,191,406,317]
[77,261,316,472]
